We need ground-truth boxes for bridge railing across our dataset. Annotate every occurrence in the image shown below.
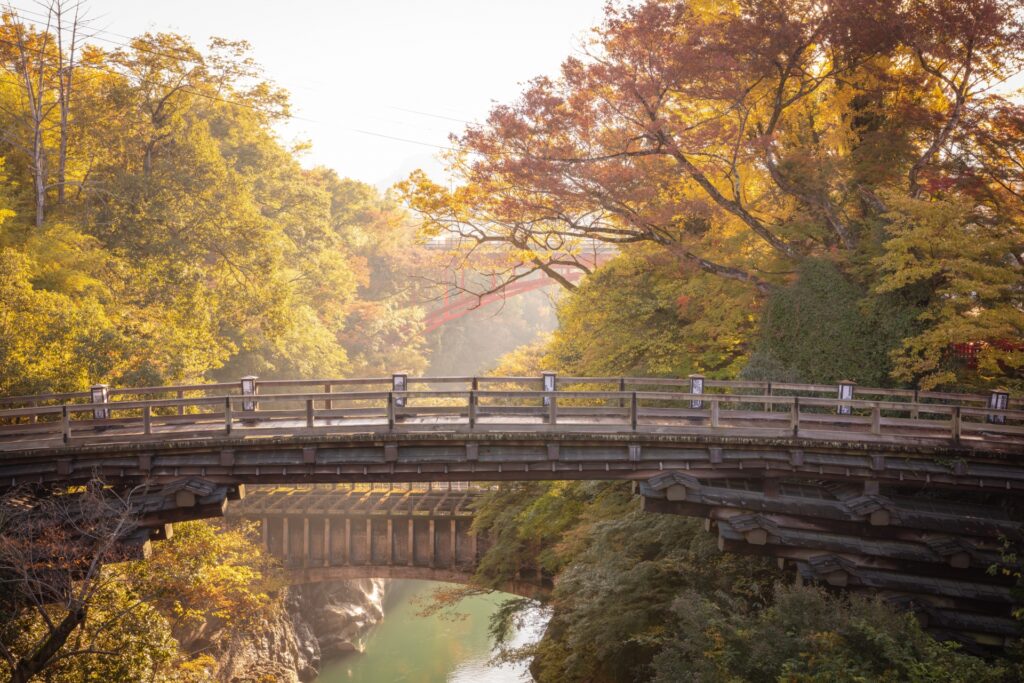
[4,375,1017,408]
[0,375,1021,451]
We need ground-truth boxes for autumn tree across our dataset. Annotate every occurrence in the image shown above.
[0,490,287,683]
[402,0,1024,390]
[0,482,145,682]
[0,25,427,393]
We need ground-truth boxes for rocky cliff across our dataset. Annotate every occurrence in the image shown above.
[213,579,387,682]
[289,579,387,661]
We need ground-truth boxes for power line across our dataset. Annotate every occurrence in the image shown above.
[349,128,451,150]
[384,105,471,125]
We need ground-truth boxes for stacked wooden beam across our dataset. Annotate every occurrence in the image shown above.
[639,472,1022,650]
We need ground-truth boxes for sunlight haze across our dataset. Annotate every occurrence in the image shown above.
[69,0,607,186]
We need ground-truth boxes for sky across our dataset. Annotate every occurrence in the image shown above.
[39,0,609,187]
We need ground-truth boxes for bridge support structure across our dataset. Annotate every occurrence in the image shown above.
[225,484,551,598]
[255,495,476,571]
[639,472,1023,651]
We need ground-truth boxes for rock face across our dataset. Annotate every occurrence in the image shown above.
[213,579,387,682]
[215,600,319,683]
[289,579,388,660]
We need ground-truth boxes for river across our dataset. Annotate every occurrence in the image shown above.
[315,580,544,683]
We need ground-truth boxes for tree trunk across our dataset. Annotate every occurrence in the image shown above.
[8,605,87,683]
[57,76,70,205]
[33,123,46,228]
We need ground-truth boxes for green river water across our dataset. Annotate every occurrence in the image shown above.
[315,580,541,683]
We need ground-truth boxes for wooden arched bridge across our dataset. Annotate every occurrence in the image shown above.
[0,374,1021,649]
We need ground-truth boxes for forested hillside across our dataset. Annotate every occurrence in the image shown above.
[0,13,436,680]
[403,0,1024,394]
[403,0,1024,679]
[0,15,428,397]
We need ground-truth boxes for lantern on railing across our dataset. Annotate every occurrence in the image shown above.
[91,384,109,420]
[542,371,557,407]
[393,373,408,408]
[838,381,855,416]
[988,389,1009,425]
[689,374,704,409]
[240,376,257,413]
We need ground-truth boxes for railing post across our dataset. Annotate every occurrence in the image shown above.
[468,391,477,429]
[688,374,704,409]
[282,517,290,563]
[177,389,184,416]
[240,376,258,413]
[764,381,772,413]
[619,377,626,408]
[790,397,800,436]
[987,388,1009,425]
[392,373,408,408]
[306,399,315,429]
[62,404,71,444]
[871,404,881,435]
[541,371,556,408]
[911,388,919,420]
[837,380,855,416]
[324,382,333,412]
[387,392,395,431]
[630,392,638,431]
[548,390,558,425]
[143,405,152,435]
[90,384,109,420]
[951,406,961,442]
[711,397,720,428]
[323,518,331,567]
[224,397,233,434]
[303,517,310,568]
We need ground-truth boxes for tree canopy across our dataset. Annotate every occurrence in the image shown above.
[0,21,429,396]
[404,0,1024,391]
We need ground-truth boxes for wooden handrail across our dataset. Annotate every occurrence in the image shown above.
[0,377,1020,452]
[2,389,1020,418]
[258,377,391,387]
[2,376,1016,404]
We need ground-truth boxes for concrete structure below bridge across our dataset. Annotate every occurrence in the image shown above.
[226,484,549,598]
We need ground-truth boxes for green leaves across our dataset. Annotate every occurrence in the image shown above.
[651,585,1007,683]
[544,247,759,379]
[0,32,428,392]
[744,259,922,386]
[873,194,1024,390]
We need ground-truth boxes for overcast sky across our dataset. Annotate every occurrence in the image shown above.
[41,0,607,187]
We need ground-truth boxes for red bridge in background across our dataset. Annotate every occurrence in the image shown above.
[422,240,617,332]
